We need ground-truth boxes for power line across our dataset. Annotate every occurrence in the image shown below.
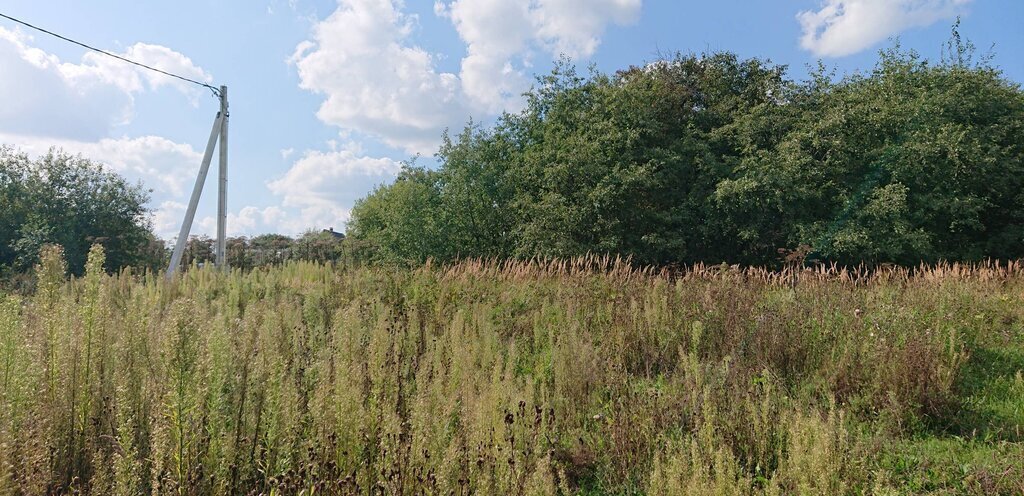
[0,11,220,97]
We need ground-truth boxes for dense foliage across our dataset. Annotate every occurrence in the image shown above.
[1,249,1021,494]
[0,147,160,276]
[349,43,1024,267]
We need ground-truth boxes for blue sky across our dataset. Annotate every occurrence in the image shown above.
[1,0,1021,240]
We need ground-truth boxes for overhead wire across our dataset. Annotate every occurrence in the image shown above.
[0,11,221,98]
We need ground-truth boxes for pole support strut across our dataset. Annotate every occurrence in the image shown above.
[166,86,228,277]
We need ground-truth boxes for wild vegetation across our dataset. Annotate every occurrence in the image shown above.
[181,231,348,271]
[349,34,1024,268]
[5,30,1023,277]
[0,147,162,278]
[0,147,347,283]
[1,24,1022,495]
[1,246,1021,494]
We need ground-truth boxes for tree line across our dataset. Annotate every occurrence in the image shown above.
[178,230,348,270]
[3,29,1022,276]
[0,147,347,279]
[349,35,1024,267]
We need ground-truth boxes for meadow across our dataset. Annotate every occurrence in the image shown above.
[1,246,1022,495]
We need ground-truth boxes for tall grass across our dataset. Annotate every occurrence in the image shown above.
[0,249,1022,494]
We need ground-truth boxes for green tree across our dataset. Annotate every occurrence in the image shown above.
[180,235,214,268]
[721,42,1024,265]
[505,54,792,264]
[347,166,450,265]
[436,122,516,259]
[226,236,252,270]
[249,233,293,266]
[0,147,155,275]
[347,30,1024,267]
[292,230,344,263]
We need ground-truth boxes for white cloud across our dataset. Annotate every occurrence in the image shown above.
[162,205,293,241]
[797,0,972,57]
[0,27,369,240]
[530,0,641,58]
[290,0,470,155]
[0,133,209,238]
[1,134,324,240]
[294,0,641,153]
[261,206,289,228]
[267,148,402,232]
[197,205,281,237]
[191,202,349,239]
[0,27,213,140]
[0,27,133,140]
[75,43,213,101]
[0,133,203,199]
[439,0,534,112]
[151,201,188,238]
[0,26,224,239]
[440,0,640,112]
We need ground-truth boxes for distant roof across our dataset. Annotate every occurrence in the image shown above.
[322,228,345,239]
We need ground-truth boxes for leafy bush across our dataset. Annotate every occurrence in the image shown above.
[349,40,1024,267]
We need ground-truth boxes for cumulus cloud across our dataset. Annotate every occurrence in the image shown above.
[1,135,310,240]
[0,28,133,140]
[438,0,534,112]
[0,27,213,140]
[797,0,972,57]
[136,189,308,240]
[72,43,213,101]
[0,133,209,238]
[0,133,203,198]
[178,146,404,239]
[151,201,188,238]
[440,0,639,112]
[0,26,224,238]
[530,0,642,58]
[0,24,335,239]
[267,148,402,232]
[290,0,470,155]
[294,0,641,153]
[195,205,296,238]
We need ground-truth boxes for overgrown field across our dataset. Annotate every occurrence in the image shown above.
[1,246,1023,495]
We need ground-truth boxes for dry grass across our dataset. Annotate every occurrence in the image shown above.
[0,248,1022,494]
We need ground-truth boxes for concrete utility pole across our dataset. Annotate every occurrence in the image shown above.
[0,12,231,278]
[167,86,229,277]
[216,85,229,268]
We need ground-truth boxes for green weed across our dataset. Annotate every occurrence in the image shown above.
[0,253,1021,494]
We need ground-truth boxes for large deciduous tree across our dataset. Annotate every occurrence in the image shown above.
[0,147,156,275]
